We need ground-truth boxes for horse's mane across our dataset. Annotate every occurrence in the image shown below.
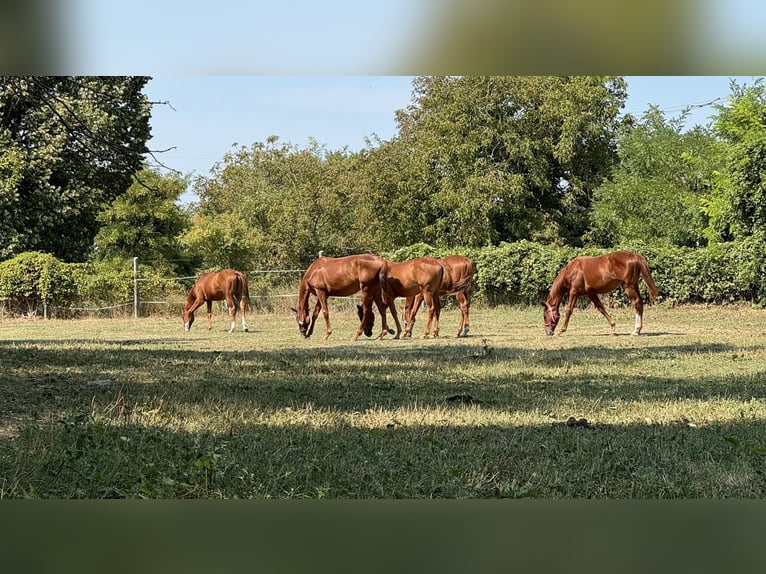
[183,284,198,310]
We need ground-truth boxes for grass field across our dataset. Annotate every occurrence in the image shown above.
[2,302,766,498]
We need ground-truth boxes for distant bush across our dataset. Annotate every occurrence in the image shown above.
[0,252,82,317]
[0,253,187,318]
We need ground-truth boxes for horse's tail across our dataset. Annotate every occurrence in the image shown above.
[237,271,252,311]
[450,273,473,296]
[379,259,393,299]
[638,255,659,302]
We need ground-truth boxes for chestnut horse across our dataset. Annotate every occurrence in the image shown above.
[182,269,251,332]
[403,255,474,338]
[379,256,445,338]
[543,251,659,336]
[291,254,394,341]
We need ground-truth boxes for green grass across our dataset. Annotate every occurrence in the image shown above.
[2,303,766,498]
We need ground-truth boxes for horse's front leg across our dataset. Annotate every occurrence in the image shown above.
[421,291,440,338]
[354,288,373,341]
[381,292,402,339]
[308,298,322,338]
[314,292,332,340]
[588,294,616,335]
[559,294,579,334]
[206,301,213,330]
[403,295,421,337]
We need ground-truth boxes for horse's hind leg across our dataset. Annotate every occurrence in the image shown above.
[206,301,213,330]
[588,294,616,335]
[455,292,470,337]
[372,289,395,340]
[623,285,644,335]
[226,296,237,333]
[238,296,249,332]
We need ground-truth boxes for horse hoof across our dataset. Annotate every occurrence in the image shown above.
[243,328,249,333]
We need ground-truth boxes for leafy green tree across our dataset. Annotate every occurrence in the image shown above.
[186,139,362,272]
[589,105,719,247]
[704,79,766,242]
[92,167,194,275]
[386,76,627,247]
[0,76,152,262]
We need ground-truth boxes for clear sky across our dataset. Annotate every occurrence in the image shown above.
[143,76,763,201]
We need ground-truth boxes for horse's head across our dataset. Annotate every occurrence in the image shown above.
[542,302,559,336]
[182,306,194,331]
[291,307,311,338]
[356,304,375,337]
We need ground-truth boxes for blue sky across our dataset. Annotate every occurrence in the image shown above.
[143,76,762,196]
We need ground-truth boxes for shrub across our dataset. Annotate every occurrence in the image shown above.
[0,252,81,317]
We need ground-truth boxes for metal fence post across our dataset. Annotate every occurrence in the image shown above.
[133,257,140,318]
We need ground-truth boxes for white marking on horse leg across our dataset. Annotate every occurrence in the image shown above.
[184,323,190,332]
[229,320,236,333]
[631,313,642,335]
[242,316,248,332]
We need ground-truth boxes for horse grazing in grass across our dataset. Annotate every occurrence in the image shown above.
[291,254,394,341]
[183,269,251,333]
[543,251,659,336]
[403,255,475,338]
[379,256,445,339]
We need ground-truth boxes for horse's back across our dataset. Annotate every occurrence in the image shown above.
[386,256,443,295]
[304,254,386,295]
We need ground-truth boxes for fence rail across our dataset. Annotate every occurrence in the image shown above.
[0,258,379,319]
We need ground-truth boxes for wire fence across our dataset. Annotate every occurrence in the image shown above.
[0,258,462,320]
[0,263,378,320]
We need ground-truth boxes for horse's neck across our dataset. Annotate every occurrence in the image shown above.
[297,280,311,313]
[547,275,569,307]
[184,287,203,311]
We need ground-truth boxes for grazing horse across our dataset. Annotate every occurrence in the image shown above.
[543,250,659,336]
[291,254,394,341]
[379,256,444,338]
[182,269,251,333]
[403,255,474,338]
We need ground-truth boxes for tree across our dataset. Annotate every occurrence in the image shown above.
[92,167,194,275]
[185,139,363,272]
[589,105,719,247]
[386,76,627,247]
[0,76,152,262]
[704,79,766,242]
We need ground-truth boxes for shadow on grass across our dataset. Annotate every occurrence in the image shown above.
[0,337,761,419]
[3,412,766,498]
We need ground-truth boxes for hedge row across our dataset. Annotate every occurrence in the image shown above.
[0,252,185,318]
[386,238,766,307]
[3,240,766,317]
